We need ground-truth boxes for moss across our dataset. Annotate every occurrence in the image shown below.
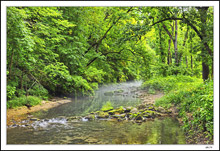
[143,110,155,115]
[148,106,155,110]
[101,101,114,112]
[97,111,109,118]
[109,107,125,114]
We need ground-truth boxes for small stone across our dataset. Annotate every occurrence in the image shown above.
[124,107,132,113]
[30,118,39,121]
[12,124,17,127]
[135,115,143,120]
[135,120,142,123]
[130,108,138,113]
[108,118,118,122]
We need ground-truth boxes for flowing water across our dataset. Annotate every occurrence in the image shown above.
[7,81,186,144]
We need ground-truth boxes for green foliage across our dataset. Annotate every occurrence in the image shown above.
[154,78,213,140]
[7,85,16,100]
[85,67,106,83]
[6,6,213,113]
[28,84,49,99]
[101,101,114,112]
[142,75,201,93]
[7,96,42,109]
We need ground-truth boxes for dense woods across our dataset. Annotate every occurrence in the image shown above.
[6,6,214,144]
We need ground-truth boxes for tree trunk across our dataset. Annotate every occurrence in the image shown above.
[197,7,211,81]
[191,55,193,70]
[174,20,178,65]
[167,39,172,65]
[159,25,165,63]
[202,62,209,81]
[186,56,188,68]
[8,49,14,79]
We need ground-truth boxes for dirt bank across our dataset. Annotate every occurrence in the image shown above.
[7,97,72,126]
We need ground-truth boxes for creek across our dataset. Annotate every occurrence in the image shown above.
[7,81,186,144]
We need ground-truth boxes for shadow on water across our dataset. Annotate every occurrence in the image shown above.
[7,81,186,144]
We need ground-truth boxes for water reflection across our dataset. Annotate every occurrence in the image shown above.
[7,117,185,144]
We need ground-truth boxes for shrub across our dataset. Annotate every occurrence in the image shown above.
[28,84,49,99]
[7,85,16,99]
[7,96,42,109]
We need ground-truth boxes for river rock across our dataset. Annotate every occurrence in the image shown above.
[44,118,49,121]
[108,118,118,122]
[30,118,39,121]
[85,115,95,120]
[130,108,138,113]
[97,111,109,118]
[135,115,143,120]
[124,107,132,113]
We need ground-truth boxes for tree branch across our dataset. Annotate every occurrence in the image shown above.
[162,24,174,42]
[151,17,212,56]
[84,7,133,56]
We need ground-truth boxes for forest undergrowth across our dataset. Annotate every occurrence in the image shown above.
[142,75,213,144]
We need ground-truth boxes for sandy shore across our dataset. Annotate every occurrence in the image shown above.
[7,98,72,126]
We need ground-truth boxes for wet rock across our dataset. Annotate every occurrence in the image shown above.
[156,107,167,113]
[44,118,49,121]
[143,110,155,116]
[97,111,109,118]
[30,118,39,121]
[124,107,132,113]
[147,106,155,111]
[67,116,81,121]
[108,118,118,122]
[135,120,143,124]
[108,110,116,115]
[135,115,143,121]
[101,107,113,112]
[85,115,95,120]
[143,114,151,118]
[27,115,33,118]
[117,118,124,122]
[116,108,125,114]
[108,108,124,115]
[130,108,138,113]
[120,114,126,118]
[112,115,121,118]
